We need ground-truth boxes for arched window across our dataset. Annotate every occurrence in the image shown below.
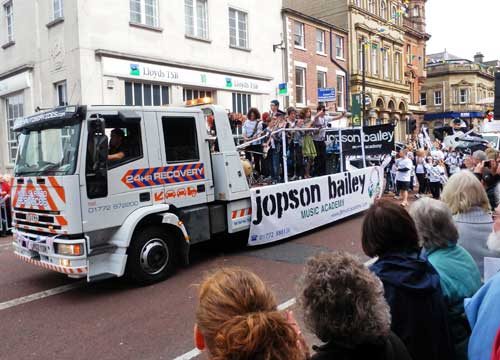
[391,5,397,23]
[380,0,387,18]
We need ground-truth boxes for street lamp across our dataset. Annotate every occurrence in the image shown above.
[361,36,368,126]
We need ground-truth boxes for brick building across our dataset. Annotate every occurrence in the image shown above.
[282,8,349,113]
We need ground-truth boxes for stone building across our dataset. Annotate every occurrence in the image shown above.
[285,0,430,142]
[0,0,284,174]
[282,8,349,113]
[422,51,495,132]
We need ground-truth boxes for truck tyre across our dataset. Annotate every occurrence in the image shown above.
[126,226,177,285]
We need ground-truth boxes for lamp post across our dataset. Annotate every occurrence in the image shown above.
[361,36,367,126]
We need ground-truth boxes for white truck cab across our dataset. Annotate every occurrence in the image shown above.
[12,105,252,284]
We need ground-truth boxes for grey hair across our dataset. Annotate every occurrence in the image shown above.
[473,150,488,162]
[409,197,459,249]
[298,252,391,346]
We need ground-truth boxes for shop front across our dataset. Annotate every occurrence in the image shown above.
[100,57,275,115]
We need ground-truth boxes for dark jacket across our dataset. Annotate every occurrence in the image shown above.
[370,252,455,360]
[310,332,411,360]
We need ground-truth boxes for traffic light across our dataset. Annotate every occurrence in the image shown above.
[406,118,417,134]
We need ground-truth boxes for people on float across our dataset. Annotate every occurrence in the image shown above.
[395,149,413,207]
[312,105,328,177]
[242,108,263,179]
[193,267,308,360]
[290,111,305,181]
[362,200,455,360]
[441,170,500,275]
[409,198,482,359]
[300,107,316,179]
[298,251,412,360]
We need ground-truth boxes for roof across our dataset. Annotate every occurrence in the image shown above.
[427,51,464,63]
[281,7,348,34]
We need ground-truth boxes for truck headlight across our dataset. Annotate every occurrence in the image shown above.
[56,243,83,256]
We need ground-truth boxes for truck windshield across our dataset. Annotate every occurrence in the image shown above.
[15,121,81,176]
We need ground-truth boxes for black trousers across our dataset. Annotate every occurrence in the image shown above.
[245,144,263,175]
[313,141,326,176]
[429,182,441,199]
[416,173,428,194]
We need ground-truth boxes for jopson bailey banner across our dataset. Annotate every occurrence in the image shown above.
[326,123,395,156]
[248,167,384,246]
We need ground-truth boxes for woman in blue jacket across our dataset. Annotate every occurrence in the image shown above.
[410,197,482,359]
[362,200,455,360]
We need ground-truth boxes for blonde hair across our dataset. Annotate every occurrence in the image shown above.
[441,170,491,214]
[196,268,307,360]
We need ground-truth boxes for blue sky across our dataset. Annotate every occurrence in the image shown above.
[426,0,500,61]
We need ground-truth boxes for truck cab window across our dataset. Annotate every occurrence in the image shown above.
[104,119,143,169]
[162,117,199,163]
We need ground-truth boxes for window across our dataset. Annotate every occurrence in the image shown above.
[336,36,344,58]
[434,90,442,106]
[371,45,378,75]
[162,117,199,163]
[294,21,305,48]
[130,0,158,27]
[183,88,213,102]
[4,2,13,42]
[368,0,375,14]
[125,81,169,106]
[420,92,427,106]
[6,93,23,163]
[317,71,327,90]
[380,1,387,19]
[407,44,411,64]
[353,0,361,6]
[391,5,397,23]
[232,92,251,114]
[295,67,306,105]
[229,8,248,49]
[460,89,468,104]
[383,49,390,79]
[358,39,365,72]
[185,0,208,39]
[55,81,68,106]
[337,75,345,110]
[53,0,63,19]
[412,6,419,17]
[104,117,143,169]
[316,29,325,53]
[395,52,401,81]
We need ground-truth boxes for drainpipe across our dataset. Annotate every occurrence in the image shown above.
[329,29,350,111]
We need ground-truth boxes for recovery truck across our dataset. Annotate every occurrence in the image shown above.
[12,105,255,284]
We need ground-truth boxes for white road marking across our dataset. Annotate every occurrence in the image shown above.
[173,258,376,359]
[0,242,12,250]
[0,282,84,311]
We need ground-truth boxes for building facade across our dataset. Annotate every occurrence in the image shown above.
[0,0,284,173]
[285,0,430,142]
[422,51,495,133]
[282,8,349,113]
[403,0,430,132]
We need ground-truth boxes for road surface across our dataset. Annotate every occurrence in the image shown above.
[0,212,367,359]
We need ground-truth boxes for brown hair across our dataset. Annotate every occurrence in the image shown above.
[362,200,421,257]
[299,107,312,120]
[247,107,261,120]
[196,268,307,360]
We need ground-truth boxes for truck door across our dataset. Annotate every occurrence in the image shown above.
[153,111,213,207]
[81,110,152,233]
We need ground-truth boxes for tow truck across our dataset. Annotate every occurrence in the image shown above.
[12,104,381,284]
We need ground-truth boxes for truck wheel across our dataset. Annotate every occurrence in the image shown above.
[126,226,176,285]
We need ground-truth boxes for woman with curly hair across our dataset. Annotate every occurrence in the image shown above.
[299,251,411,360]
[194,268,308,360]
[362,200,455,360]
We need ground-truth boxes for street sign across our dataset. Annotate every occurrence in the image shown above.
[364,95,372,105]
[318,88,336,102]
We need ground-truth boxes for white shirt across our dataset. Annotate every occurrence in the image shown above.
[431,150,445,161]
[426,164,445,183]
[242,120,263,145]
[415,156,426,174]
[395,158,413,182]
[445,155,461,175]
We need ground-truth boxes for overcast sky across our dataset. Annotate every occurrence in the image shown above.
[426,0,500,61]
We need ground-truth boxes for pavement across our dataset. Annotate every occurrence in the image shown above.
[0,211,369,360]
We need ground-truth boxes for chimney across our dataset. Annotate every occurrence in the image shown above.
[474,52,484,64]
